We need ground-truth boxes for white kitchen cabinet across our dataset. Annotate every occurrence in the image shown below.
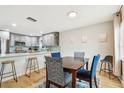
[10,34,25,46]
[31,37,38,46]
[42,34,54,46]
[39,36,42,49]
[10,33,39,47]
[10,34,15,46]
[25,36,31,46]
[42,32,59,47]
[21,36,26,42]
[15,35,20,41]
[25,36,38,46]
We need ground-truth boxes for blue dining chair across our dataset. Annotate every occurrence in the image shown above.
[77,54,100,88]
[51,52,61,59]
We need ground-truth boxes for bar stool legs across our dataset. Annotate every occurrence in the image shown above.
[11,62,18,82]
[99,61,103,74]
[25,57,40,77]
[25,59,30,77]
[99,61,113,79]
[0,60,18,87]
[36,59,40,72]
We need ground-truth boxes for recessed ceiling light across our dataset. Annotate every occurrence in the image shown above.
[67,11,77,18]
[12,23,16,27]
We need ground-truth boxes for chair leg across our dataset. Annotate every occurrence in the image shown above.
[99,62,103,74]
[33,59,36,71]
[25,59,30,76]
[29,59,32,77]
[94,76,98,88]
[46,80,48,88]
[108,63,111,79]
[46,80,50,88]
[89,80,92,88]
[36,59,40,73]
[105,62,106,72]
[78,79,81,82]
[12,62,18,82]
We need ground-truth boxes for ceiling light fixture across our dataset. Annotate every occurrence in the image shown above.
[12,23,16,27]
[67,11,77,18]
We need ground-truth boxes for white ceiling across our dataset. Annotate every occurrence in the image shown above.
[0,5,119,36]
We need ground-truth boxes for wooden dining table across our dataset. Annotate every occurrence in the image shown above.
[62,56,89,88]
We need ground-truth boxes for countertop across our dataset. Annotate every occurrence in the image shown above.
[0,52,49,58]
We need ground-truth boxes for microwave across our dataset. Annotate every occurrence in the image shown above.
[15,41,25,46]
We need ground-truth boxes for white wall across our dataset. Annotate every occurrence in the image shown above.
[121,7,124,58]
[60,21,114,69]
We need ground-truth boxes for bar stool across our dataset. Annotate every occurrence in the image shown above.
[99,55,113,79]
[25,57,40,77]
[0,60,18,87]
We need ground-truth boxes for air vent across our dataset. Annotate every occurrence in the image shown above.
[26,17,37,22]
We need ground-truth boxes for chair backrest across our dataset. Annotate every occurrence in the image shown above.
[45,56,65,86]
[90,54,100,78]
[104,55,113,63]
[74,52,85,61]
[51,52,61,59]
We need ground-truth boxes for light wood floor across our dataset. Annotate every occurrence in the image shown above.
[0,68,122,88]
[98,71,122,88]
[0,69,46,88]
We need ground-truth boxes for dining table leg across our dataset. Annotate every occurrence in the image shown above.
[46,68,49,88]
[72,70,77,88]
[86,62,88,70]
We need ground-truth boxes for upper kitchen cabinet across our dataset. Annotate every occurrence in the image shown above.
[38,36,42,49]
[42,32,59,47]
[10,33,26,46]
[10,33,39,47]
[10,34,15,46]
[25,36,31,46]
[31,37,38,46]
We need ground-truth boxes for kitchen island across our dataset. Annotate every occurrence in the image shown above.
[0,52,50,81]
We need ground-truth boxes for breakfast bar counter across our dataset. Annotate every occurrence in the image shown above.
[0,52,48,58]
[0,52,49,81]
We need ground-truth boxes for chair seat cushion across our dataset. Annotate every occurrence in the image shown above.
[101,59,112,64]
[64,72,72,85]
[51,52,61,59]
[77,68,90,80]
[105,61,112,64]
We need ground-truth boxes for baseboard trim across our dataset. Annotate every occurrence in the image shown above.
[120,80,124,88]
[118,76,124,88]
